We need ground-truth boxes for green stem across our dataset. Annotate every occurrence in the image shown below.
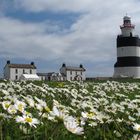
[137,133,140,140]
[51,122,61,139]
[114,121,123,135]
[103,124,106,140]
[0,122,3,140]
[44,124,47,139]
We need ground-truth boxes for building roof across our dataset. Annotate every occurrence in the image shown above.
[65,66,86,71]
[7,64,36,69]
[47,72,55,76]
[39,72,64,77]
[37,72,56,77]
[21,74,40,79]
[37,73,48,76]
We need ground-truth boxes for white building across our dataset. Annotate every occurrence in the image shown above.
[60,63,86,81]
[37,72,65,81]
[20,74,40,81]
[46,72,65,81]
[4,61,37,81]
[114,16,140,78]
[37,73,48,81]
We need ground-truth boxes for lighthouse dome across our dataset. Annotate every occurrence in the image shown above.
[123,16,131,21]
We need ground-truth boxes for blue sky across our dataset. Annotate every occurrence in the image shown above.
[0,0,140,77]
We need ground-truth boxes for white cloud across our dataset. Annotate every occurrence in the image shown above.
[13,0,140,15]
[13,0,94,13]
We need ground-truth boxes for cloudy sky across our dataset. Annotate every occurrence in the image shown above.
[0,0,140,77]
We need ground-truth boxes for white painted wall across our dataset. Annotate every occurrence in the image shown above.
[121,28,134,37]
[60,67,85,81]
[117,47,140,57]
[66,71,71,81]
[114,67,140,78]
[81,71,86,80]
[11,68,36,80]
[38,75,46,81]
[4,66,37,80]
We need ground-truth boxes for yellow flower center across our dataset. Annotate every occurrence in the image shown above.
[11,109,16,114]
[45,107,51,112]
[87,112,95,118]
[18,104,23,112]
[5,103,10,109]
[138,127,140,131]
[25,117,32,123]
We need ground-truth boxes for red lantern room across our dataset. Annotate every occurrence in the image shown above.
[120,16,135,37]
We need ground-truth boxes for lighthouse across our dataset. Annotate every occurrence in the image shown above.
[114,16,140,78]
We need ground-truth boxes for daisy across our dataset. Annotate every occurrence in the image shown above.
[2,101,11,110]
[64,116,84,135]
[51,105,68,120]
[14,100,26,113]
[7,105,17,114]
[16,115,39,128]
[133,123,140,132]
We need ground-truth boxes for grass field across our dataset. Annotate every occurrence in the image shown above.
[0,80,140,140]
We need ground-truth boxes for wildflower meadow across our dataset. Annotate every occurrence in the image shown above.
[0,80,140,140]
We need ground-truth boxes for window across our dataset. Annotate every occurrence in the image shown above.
[76,71,77,75]
[81,72,82,75]
[15,75,18,80]
[30,69,32,74]
[15,69,18,74]
[70,71,72,75]
[23,69,25,74]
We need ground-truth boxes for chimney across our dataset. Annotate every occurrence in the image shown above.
[62,63,66,67]
[31,62,34,65]
[7,60,10,64]
[80,64,83,68]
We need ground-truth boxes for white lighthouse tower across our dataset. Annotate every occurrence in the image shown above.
[114,16,140,78]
